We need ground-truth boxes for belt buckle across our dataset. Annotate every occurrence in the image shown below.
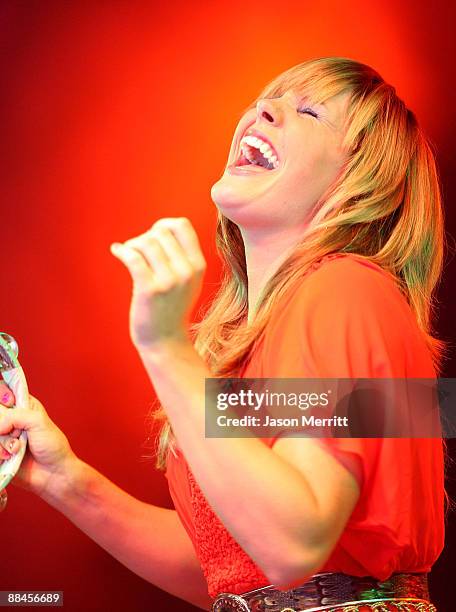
[211,592,251,611]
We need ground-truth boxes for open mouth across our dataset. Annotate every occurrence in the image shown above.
[234,134,279,170]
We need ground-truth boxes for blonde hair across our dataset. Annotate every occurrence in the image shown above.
[148,57,449,495]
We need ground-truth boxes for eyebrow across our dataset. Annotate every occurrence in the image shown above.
[294,92,327,108]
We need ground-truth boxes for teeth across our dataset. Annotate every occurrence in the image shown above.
[239,134,279,169]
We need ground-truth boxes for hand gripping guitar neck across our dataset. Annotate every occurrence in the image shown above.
[0,333,29,510]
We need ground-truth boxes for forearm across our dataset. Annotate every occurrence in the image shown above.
[139,340,323,584]
[40,458,213,609]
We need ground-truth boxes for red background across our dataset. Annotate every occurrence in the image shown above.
[1,1,455,610]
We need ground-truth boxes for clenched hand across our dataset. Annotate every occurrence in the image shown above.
[110,217,207,352]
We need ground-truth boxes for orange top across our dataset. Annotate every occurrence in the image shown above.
[165,253,445,598]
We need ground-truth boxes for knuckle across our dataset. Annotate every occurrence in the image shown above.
[146,234,162,247]
[139,282,161,297]
[124,237,142,250]
[124,243,140,256]
[178,271,192,283]
[155,281,173,293]
[139,282,164,297]
[152,218,172,229]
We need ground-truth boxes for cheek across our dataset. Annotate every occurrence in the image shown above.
[303,141,346,183]
[282,143,343,202]
[227,111,256,158]
[289,145,326,181]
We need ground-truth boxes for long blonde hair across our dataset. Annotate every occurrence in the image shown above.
[149,57,449,481]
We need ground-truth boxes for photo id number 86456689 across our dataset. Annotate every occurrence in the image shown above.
[0,592,63,607]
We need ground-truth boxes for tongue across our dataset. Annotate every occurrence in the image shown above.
[236,146,272,170]
[235,157,271,171]
[237,163,270,172]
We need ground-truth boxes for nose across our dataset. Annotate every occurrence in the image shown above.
[256,98,283,125]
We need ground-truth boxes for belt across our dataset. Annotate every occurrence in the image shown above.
[211,571,436,611]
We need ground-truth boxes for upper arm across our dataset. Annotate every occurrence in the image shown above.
[271,435,361,563]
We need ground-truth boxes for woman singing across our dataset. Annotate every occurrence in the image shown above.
[0,57,448,611]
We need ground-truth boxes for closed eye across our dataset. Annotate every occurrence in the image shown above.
[297,107,319,119]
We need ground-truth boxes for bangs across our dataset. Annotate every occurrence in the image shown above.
[241,57,384,115]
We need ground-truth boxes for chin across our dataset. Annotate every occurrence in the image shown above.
[210,174,247,211]
[210,167,283,227]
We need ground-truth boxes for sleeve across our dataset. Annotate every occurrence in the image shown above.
[266,255,438,515]
[261,256,445,578]
[164,447,198,546]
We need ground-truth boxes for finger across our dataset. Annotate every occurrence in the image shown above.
[0,396,47,437]
[123,234,173,288]
[0,437,20,455]
[0,446,12,460]
[146,227,194,280]
[154,218,206,270]
[0,404,42,435]
[110,243,153,286]
[0,383,15,407]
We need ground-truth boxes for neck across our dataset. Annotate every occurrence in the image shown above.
[240,224,307,325]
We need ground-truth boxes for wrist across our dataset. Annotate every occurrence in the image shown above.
[135,335,194,364]
[39,454,87,508]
